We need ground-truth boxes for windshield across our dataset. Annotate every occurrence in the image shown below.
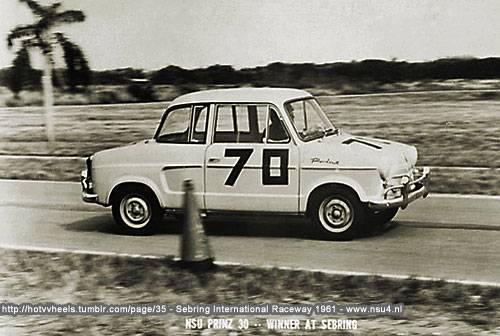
[284,98,336,141]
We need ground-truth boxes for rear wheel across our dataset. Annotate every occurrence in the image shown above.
[112,187,162,235]
[309,188,365,240]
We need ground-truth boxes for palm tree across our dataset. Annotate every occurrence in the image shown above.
[7,0,85,142]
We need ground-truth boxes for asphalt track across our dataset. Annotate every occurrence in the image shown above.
[1,180,499,284]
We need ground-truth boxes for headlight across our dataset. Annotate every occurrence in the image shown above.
[401,176,410,185]
[386,189,401,199]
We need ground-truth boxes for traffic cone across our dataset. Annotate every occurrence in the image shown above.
[179,179,214,270]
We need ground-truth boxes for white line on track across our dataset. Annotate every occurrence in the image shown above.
[0,101,170,110]
[428,166,500,171]
[0,244,164,260]
[0,155,85,160]
[1,244,498,287]
[0,179,80,185]
[429,193,500,200]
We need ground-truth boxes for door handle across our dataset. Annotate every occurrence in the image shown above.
[208,157,220,163]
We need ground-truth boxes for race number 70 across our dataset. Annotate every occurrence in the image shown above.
[224,148,289,186]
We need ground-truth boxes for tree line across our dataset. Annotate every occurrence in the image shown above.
[3,57,500,93]
[148,58,500,86]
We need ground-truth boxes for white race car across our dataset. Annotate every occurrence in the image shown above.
[81,88,429,239]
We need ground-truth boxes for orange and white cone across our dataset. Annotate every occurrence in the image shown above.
[180,179,214,269]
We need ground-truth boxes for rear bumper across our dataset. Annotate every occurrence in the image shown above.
[81,169,98,203]
[368,167,430,210]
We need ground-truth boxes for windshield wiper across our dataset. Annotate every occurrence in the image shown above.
[302,131,324,142]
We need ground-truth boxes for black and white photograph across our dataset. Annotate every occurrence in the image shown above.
[0,0,499,334]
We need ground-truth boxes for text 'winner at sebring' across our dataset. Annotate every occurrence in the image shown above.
[185,318,359,331]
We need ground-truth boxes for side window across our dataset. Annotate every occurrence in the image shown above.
[265,108,290,143]
[191,105,209,143]
[214,104,267,143]
[156,106,191,143]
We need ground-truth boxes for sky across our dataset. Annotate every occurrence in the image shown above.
[1,0,500,70]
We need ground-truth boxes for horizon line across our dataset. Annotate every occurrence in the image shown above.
[2,55,499,73]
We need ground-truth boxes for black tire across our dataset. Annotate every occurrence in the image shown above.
[367,208,398,226]
[309,188,365,240]
[111,186,162,235]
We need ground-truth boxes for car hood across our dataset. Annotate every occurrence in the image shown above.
[92,140,160,167]
[301,132,417,179]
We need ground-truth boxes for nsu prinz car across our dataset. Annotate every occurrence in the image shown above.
[81,88,429,240]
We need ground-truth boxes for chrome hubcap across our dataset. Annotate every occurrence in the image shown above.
[120,196,150,228]
[319,198,353,233]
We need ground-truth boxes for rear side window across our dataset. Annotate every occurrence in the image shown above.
[156,105,209,144]
[156,107,191,143]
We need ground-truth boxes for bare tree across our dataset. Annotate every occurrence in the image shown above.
[7,0,85,142]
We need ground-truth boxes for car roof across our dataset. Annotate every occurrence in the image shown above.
[169,87,312,107]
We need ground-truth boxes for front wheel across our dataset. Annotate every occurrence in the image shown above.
[309,188,365,240]
[112,187,162,235]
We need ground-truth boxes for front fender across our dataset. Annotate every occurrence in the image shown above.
[300,168,383,212]
[104,175,165,207]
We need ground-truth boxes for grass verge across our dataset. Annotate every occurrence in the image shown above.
[0,249,499,335]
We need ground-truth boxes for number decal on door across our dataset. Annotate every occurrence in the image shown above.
[262,149,288,185]
[224,148,253,186]
[223,148,289,186]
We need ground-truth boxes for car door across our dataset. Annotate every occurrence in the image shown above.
[205,104,299,213]
[155,104,209,209]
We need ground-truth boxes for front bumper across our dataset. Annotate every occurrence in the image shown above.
[81,169,98,203]
[368,167,430,210]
